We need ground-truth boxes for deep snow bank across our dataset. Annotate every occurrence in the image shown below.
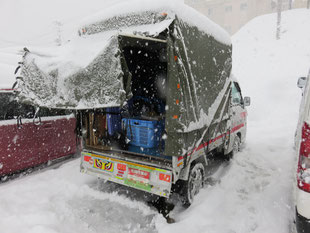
[233,9,310,125]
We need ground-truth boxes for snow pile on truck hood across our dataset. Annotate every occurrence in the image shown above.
[16,0,231,109]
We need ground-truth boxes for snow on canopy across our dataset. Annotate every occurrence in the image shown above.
[18,23,173,109]
[78,0,230,45]
[16,0,231,109]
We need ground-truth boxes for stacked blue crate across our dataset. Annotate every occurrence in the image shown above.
[106,107,121,136]
[122,118,166,157]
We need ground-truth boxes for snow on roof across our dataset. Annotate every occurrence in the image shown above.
[79,0,231,45]
[18,17,176,109]
[24,19,174,83]
[17,0,232,109]
[26,0,230,80]
[26,31,116,81]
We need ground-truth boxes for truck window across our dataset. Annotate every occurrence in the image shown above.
[231,82,243,105]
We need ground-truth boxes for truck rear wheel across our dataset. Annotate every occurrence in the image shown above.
[225,135,240,160]
[181,162,205,207]
[232,135,240,153]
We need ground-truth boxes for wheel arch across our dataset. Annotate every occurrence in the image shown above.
[178,155,207,181]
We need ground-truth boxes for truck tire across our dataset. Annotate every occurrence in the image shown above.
[232,135,241,154]
[225,135,240,160]
[181,162,205,208]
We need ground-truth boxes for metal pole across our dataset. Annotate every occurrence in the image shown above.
[276,0,282,40]
[289,0,292,9]
[307,0,310,9]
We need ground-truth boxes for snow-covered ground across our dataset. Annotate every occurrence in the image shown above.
[1,1,310,232]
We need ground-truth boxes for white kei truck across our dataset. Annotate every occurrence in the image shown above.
[15,3,250,206]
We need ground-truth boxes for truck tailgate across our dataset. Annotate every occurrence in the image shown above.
[80,151,172,197]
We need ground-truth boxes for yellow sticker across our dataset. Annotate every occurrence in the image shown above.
[94,159,114,172]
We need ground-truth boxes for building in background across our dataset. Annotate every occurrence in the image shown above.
[294,0,309,8]
[185,0,309,34]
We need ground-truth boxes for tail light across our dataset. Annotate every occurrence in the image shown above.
[297,122,310,192]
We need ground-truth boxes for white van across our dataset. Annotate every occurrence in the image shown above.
[295,70,310,232]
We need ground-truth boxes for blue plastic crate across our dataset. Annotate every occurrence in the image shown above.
[122,118,164,148]
[128,145,171,159]
[106,107,121,136]
[128,145,160,156]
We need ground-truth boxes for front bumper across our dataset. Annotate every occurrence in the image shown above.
[296,209,310,233]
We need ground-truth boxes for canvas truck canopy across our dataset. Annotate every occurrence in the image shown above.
[17,18,174,109]
[164,17,232,156]
[15,1,232,156]
[15,1,230,109]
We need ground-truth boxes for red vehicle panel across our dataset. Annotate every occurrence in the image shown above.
[0,91,77,176]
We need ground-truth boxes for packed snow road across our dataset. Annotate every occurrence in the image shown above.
[1,7,310,233]
[0,123,297,233]
[0,160,159,233]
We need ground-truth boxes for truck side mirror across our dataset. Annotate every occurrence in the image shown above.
[297,77,307,89]
[244,96,251,107]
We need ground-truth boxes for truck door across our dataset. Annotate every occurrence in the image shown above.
[230,82,247,143]
[36,108,77,162]
[0,94,40,176]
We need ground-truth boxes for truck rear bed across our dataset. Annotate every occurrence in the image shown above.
[80,148,173,197]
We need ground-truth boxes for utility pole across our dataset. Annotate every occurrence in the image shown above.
[276,0,282,40]
[54,21,63,46]
[289,0,292,9]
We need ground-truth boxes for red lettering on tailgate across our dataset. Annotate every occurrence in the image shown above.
[84,156,91,162]
[128,168,150,179]
[117,163,127,171]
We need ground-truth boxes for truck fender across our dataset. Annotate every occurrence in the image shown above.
[178,156,207,181]
[224,132,241,155]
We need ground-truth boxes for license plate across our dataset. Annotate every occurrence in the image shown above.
[93,158,114,172]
